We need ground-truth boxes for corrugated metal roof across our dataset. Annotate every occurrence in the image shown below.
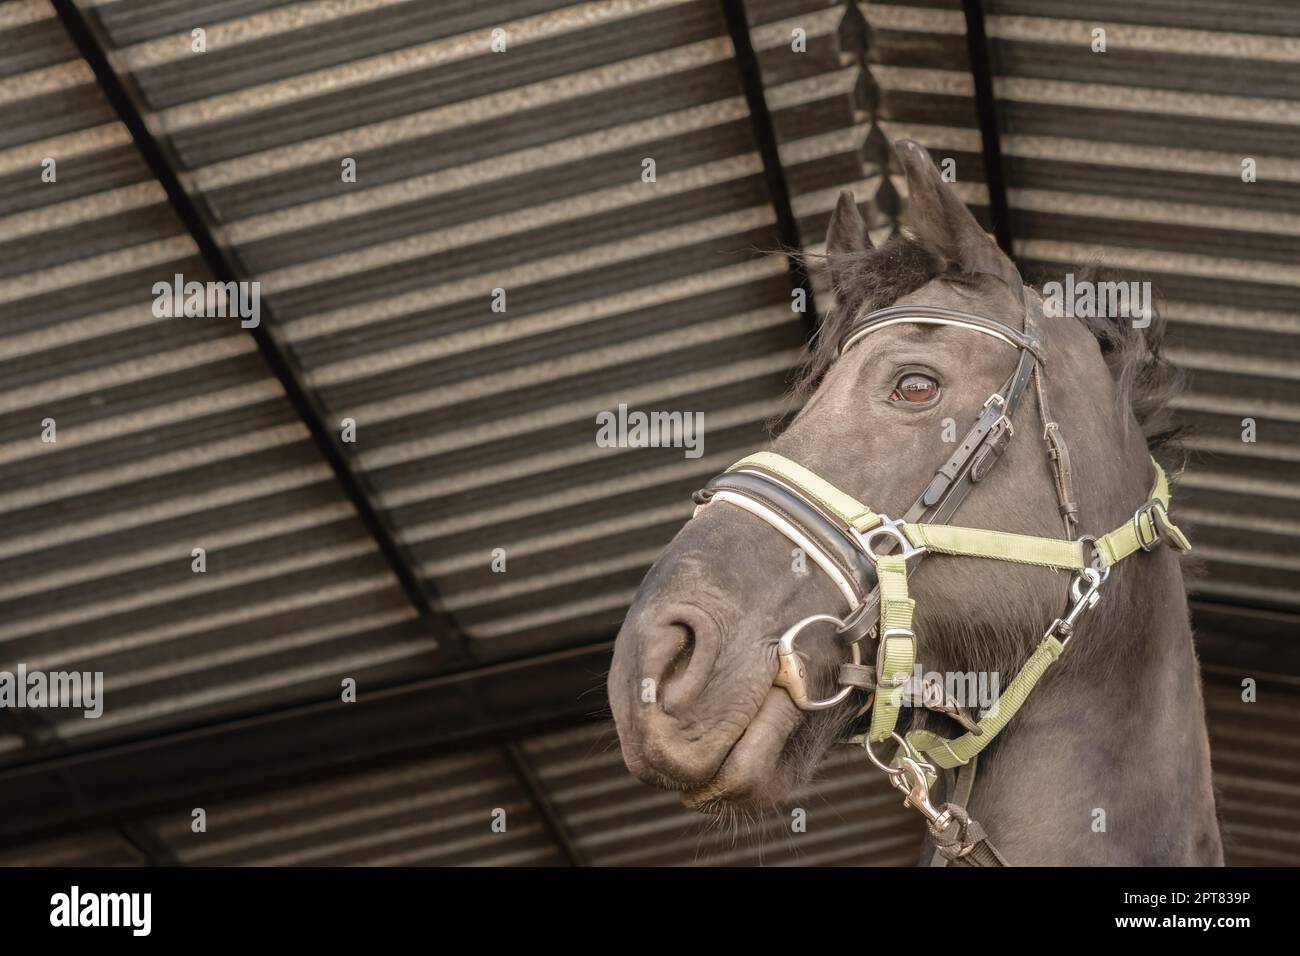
[521,720,922,865]
[1,667,1289,866]
[0,0,434,759]
[142,749,566,866]
[0,720,923,867]
[983,0,1300,609]
[0,0,1295,866]
[0,0,814,752]
[1204,667,1300,866]
[142,722,923,866]
[0,827,144,867]
[66,0,809,664]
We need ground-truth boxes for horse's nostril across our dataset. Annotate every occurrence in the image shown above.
[651,612,722,714]
[617,603,720,717]
[664,622,696,683]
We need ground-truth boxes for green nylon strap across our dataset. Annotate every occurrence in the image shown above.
[868,555,915,742]
[1095,461,1191,566]
[722,455,1187,572]
[726,453,880,531]
[903,524,1086,570]
[906,634,1064,769]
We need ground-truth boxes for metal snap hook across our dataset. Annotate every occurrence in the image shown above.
[1047,565,1105,647]
[774,614,862,711]
[1070,565,1102,604]
[861,732,952,829]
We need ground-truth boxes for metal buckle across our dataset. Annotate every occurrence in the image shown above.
[874,627,915,692]
[851,516,927,564]
[982,392,1013,437]
[774,614,863,711]
[1133,500,1161,551]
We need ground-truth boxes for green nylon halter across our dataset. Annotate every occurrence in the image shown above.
[724,452,1183,572]
[723,452,1189,764]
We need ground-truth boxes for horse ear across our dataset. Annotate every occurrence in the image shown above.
[824,190,872,296]
[894,139,1020,288]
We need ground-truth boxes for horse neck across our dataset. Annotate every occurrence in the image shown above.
[956,546,1224,865]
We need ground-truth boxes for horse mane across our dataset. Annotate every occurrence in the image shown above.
[790,236,1186,469]
[1064,264,1187,473]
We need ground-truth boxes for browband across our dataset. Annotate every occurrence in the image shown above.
[840,304,1042,359]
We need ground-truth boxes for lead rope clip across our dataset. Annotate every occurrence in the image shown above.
[863,731,953,831]
[1046,565,1105,648]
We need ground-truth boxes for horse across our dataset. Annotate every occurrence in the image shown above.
[606,140,1223,865]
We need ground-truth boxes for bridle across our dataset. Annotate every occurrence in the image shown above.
[690,302,1191,865]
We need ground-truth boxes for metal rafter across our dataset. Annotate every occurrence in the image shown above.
[0,641,612,848]
[720,0,819,340]
[502,742,585,867]
[49,0,471,667]
[961,0,1014,254]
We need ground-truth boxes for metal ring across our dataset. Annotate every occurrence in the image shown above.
[852,516,927,564]
[862,731,912,777]
[1075,534,1111,584]
[774,614,862,711]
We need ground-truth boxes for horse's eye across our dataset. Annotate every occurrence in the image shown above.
[891,373,939,403]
